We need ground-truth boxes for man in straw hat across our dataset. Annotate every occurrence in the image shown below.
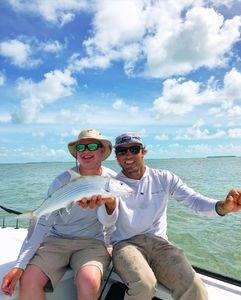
[1,129,117,300]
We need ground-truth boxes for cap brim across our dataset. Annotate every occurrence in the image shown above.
[114,142,143,148]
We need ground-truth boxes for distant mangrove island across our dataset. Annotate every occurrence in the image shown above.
[206,155,237,158]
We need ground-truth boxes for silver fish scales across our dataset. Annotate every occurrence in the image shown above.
[18,175,132,219]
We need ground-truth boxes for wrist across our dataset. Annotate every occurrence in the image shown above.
[215,201,226,216]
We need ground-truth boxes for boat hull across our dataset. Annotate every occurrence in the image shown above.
[0,228,240,300]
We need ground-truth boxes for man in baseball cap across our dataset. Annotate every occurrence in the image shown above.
[111,131,241,300]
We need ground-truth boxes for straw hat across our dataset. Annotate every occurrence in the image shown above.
[68,129,112,161]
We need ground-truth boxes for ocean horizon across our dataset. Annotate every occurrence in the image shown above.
[0,154,239,165]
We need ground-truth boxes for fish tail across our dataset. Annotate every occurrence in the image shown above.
[17,211,34,219]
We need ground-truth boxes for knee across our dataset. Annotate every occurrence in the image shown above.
[19,266,47,294]
[136,276,156,297]
[77,275,100,291]
[178,274,208,300]
[113,243,157,298]
[125,270,157,299]
[76,273,101,296]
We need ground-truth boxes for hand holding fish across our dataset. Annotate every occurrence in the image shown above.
[76,195,117,214]
[1,268,23,296]
[216,189,241,215]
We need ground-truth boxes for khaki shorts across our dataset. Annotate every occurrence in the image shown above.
[29,236,111,291]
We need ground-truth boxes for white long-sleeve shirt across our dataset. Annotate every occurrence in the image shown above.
[110,166,219,245]
[15,166,117,270]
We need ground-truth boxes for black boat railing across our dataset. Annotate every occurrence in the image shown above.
[193,265,241,287]
[0,205,23,228]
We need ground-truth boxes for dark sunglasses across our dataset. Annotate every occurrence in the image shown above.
[115,145,143,156]
[76,143,102,152]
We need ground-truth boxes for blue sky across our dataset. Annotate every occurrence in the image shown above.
[1,0,241,163]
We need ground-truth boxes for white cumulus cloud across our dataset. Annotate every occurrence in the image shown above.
[112,98,139,114]
[152,68,241,118]
[68,1,241,78]
[11,69,76,123]
[175,119,226,140]
[228,128,241,138]
[0,39,41,68]
[7,0,90,26]
[152,78,201,116]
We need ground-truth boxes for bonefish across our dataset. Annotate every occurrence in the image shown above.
[18,175,132,219]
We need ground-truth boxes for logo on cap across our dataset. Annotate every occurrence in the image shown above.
[121,136,132,142]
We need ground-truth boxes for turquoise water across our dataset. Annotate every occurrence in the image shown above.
[0,158,240,280]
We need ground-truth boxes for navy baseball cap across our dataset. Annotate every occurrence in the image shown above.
[115,132,144,147]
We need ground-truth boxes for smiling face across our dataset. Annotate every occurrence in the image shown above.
[115,143,146,180]
[76,138,104,175]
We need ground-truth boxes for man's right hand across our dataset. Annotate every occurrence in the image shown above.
[1,268,23,296]
[76,195,108,209]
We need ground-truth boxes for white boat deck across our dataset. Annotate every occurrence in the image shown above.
[0,228,77,300]
[0,227,241,300]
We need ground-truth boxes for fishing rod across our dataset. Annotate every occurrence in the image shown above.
[98,265,114,300]
[0,205,22,215]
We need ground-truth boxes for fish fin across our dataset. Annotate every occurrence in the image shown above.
[17,211,34,219]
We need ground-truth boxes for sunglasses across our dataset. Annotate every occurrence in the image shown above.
[115,145,143,156]
[76,143,102,152]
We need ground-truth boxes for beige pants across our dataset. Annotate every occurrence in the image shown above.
[112,235,208,300]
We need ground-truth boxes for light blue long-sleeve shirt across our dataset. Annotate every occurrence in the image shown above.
[15,166,117,270]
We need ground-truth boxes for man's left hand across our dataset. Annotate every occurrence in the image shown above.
[218,189,241,215]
